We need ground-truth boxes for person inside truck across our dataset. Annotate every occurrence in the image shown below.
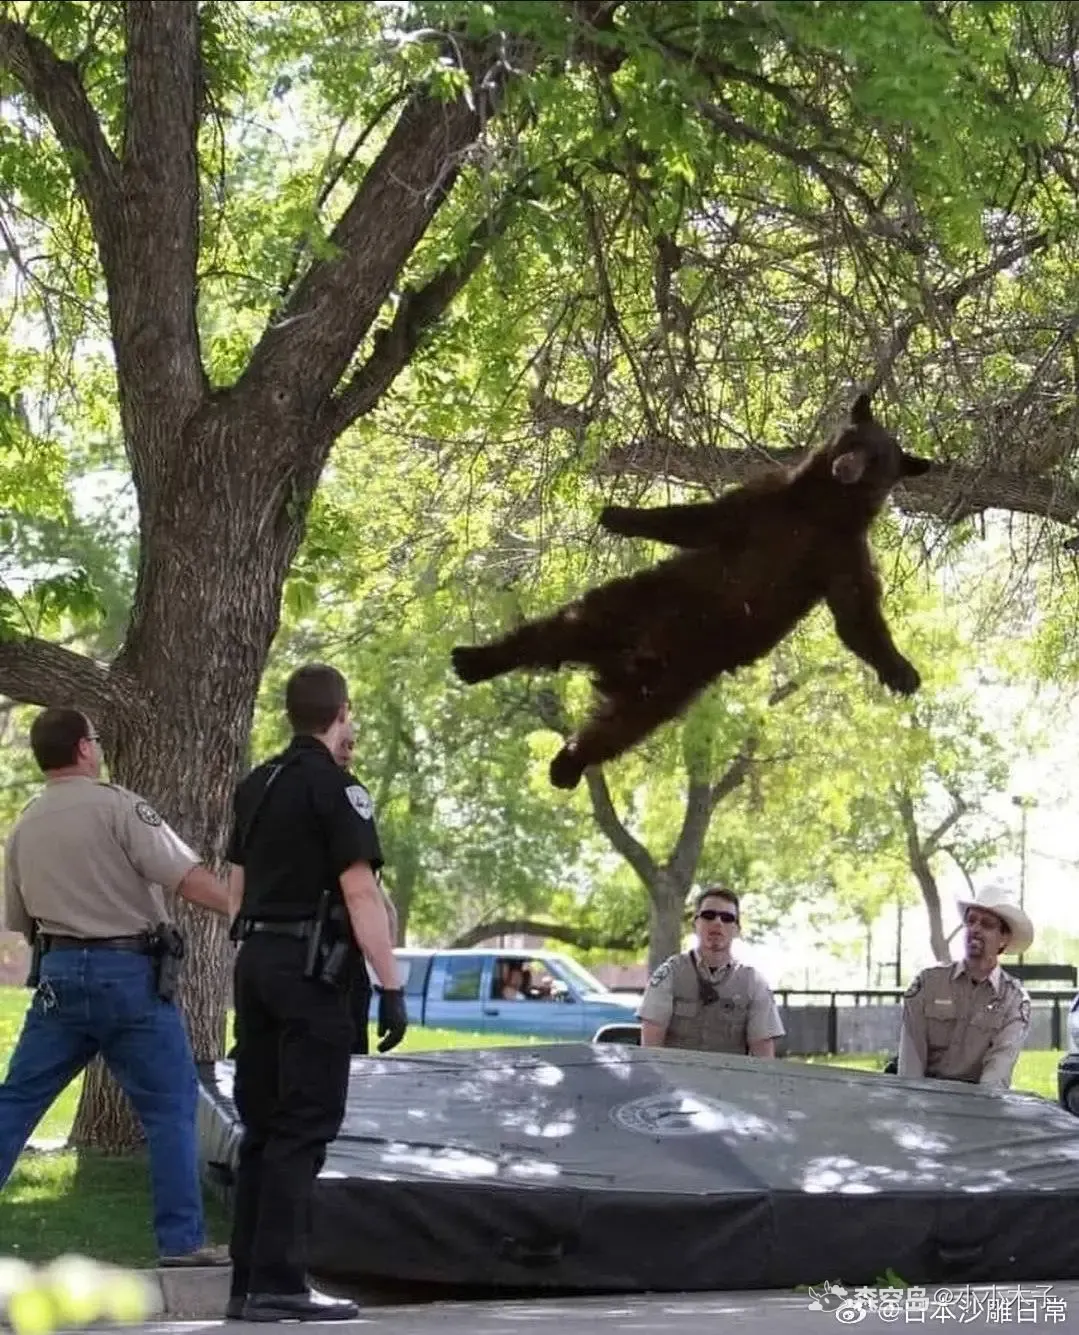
[497,961,527,1000]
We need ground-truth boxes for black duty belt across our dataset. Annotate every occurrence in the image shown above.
[239,920,315,940]
[46,934,153,954]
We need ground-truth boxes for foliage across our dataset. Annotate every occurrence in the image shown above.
[0,0,1075,977]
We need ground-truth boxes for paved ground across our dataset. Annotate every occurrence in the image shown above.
[135,1282,1079,1333]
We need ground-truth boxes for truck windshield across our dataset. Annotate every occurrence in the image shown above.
[552,956,608,994]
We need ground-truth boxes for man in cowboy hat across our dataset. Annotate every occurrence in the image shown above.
[896,882,1033,1090]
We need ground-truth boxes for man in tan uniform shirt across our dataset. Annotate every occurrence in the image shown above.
[897,882,1033,1090]
[637,886,785,1056]
[0,706,229,1265]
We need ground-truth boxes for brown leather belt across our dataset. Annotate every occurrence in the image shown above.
[45,934,153,954]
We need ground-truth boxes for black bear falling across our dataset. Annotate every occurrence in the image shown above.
[451,393,933,791]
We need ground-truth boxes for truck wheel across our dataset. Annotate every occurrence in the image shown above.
[1064,1082,1079,1117]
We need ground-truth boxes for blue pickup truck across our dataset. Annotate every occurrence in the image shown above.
[387,947,642,1040]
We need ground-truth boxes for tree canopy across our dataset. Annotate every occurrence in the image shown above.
[0,0,1077,1145]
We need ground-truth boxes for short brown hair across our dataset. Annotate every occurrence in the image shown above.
[285,664,349,735]
[29,707,93,772]
[694,885,740,919]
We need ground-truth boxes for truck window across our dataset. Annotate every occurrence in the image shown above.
[443,957,483,1001]
[401,958,430,997]
[493,957,562,1001]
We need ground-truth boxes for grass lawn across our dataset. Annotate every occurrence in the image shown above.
[0,984,1067,1267]
[0,986,546,1267]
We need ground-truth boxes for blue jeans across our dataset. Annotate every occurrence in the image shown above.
[0,946,205,1256]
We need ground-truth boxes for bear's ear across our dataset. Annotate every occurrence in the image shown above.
[901,451,933,477]
[850,392,875,425]
[832,449,868,484]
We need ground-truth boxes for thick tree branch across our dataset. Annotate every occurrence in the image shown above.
[596,439,1079,526]
[695,99,880,218]
[583,766,660,886]
[328,180,535,436]
[667,781,714,885]
[114,0,206,471]
[923,790,968,858]
[0,636,123,716]
[535,688,659,887]
[590,231,1066,525]
[0,18,121,239]
[242,36,531,416]
[448,916,644,951]
[277,90,411,306]
[897,788,950,963]
[668,679,801,881]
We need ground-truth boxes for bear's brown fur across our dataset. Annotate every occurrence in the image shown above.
[451,393,933,790]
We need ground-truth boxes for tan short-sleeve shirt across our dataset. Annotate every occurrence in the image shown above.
[897,961,1030,1089]
[3,777,200,940]
[637,953,785,1049]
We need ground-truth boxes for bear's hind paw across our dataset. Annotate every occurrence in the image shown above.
[549,747,584,790]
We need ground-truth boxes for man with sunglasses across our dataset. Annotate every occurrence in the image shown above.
[896,883,1032,1089]
[636,886,785,1055]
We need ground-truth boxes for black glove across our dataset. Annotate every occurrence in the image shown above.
[376,987,408,1053]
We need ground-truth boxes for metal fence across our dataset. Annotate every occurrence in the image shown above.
[771,988,1076,1057]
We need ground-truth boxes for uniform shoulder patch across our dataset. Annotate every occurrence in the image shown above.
[647,957,676,990]
[134,800,163,827]
[903,973,924,1000]
[1019,997,1031,1026]
[344,784,373,820]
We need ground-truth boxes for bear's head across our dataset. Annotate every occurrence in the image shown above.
[827,393,932,502]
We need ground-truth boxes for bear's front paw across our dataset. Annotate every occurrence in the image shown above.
[598,505,634,534]
[881,659,921,695]
[451,645,487,684]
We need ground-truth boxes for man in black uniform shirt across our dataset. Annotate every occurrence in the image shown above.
[225,664,407,1323]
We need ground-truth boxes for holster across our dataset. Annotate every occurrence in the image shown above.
[149,923,186,1002]
[25,930,43,989]
[302,892,354,990]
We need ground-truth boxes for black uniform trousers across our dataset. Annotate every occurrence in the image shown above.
[228,933,353,1298]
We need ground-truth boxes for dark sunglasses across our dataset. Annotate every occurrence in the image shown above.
[697,909,737,924]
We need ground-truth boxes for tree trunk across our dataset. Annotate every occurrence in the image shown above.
[63,409,310,1150]
[897,790,955,966]
[647,873,687,973]
[918,874,951,965]
[389,851,418,947]
[0,3,556,1153]
[70,1060,144,1153]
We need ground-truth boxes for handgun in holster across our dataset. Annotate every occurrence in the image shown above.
[25,927,43,989]
[302,890,352,989]
[150,923,186,1002]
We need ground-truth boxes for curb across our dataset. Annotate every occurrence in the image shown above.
[144,1266,231,1320]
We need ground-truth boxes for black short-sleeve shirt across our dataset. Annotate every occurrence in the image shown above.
[227,735,383,920]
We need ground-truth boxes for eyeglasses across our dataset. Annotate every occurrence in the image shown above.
[697,909,738,924]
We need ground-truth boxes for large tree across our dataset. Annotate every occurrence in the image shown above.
[0,0,1076,1150]
[0,0,604,1148]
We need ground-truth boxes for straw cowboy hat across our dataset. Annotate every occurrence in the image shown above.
[956,882,1034,956]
